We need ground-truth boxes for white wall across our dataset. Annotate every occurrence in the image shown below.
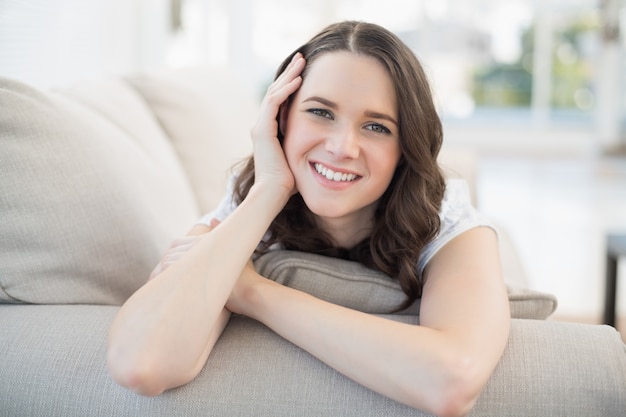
[0,0,170,88]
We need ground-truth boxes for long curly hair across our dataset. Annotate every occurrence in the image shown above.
[234,21,446,309]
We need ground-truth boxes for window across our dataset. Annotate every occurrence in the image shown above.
[172,0,611,131]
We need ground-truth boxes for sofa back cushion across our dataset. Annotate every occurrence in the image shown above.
[126,67,256,215]
[0,77,199,305]
[254,250,558,320]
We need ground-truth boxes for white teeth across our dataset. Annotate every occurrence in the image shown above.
[314,163,357,182]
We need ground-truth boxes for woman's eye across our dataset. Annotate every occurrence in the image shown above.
[366,123,391,134]
[308,108,333,119]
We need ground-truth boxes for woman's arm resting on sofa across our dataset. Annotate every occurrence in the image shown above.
[227,227,510,417]
[107,182,288,396]
[106,223,230,396]
[106,55,304,396]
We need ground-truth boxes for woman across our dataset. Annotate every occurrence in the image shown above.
[107,21,510,417]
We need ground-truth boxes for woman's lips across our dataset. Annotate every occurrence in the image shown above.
[311,162,360,182]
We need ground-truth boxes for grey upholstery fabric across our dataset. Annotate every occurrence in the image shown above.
[1,304,624,417]
[474,320,626,416]
[254,250,558,320]
[0,77,198,305]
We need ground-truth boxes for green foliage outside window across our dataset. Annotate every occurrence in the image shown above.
[472,11,600,110]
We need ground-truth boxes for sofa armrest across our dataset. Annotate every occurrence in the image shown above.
[474,319,626,416]
[1,305,624,417]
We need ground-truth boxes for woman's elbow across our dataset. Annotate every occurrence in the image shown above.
[412,353,486,417]
[430,383,479,417]
[106,340,193,397]
[106,348,165,396]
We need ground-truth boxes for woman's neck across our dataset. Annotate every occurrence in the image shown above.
[315,215,373,249]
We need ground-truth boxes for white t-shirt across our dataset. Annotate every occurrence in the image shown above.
[198,176,494,275]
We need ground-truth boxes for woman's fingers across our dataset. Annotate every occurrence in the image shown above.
[268,53,305,97]
[149,219,221,280]
[252,53,305,138]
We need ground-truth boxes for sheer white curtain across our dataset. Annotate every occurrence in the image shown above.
[0,0,170,88]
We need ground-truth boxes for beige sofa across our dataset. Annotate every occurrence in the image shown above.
[1,67,625,417]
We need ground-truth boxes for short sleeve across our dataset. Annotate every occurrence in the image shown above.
[417,179,495,275]
[197,175,238,226]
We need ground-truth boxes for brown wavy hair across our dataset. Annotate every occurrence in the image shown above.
[234,21,446,309]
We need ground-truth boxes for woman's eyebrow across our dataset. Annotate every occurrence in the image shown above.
[364,110,398,126]
[303,96,397,126]
[303,96,337,108]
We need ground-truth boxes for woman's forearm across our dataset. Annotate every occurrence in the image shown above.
[238,274,504,417]
[240,280,448,409]
[107,184,290,395]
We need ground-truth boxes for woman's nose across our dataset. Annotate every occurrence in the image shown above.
[325,126,360,159]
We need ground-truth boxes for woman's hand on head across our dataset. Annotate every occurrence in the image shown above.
[250,53,305,198]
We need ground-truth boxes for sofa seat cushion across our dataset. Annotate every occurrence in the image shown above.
[0,77,199,305]
[254,250,558,320]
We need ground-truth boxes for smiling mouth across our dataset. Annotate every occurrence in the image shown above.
[313,163,360,182]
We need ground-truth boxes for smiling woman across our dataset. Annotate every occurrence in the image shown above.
[281,52,401,245]
[107,21,510,417]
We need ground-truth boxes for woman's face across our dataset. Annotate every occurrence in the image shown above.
[282,51,401,247]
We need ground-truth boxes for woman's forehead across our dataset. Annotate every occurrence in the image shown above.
[298,51,397,114]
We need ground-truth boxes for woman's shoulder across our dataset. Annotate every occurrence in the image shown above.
[417,178,495,274]
[440,178,493,236]
[439,178,476,224]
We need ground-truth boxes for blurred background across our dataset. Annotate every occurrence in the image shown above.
[1,0,625,325]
